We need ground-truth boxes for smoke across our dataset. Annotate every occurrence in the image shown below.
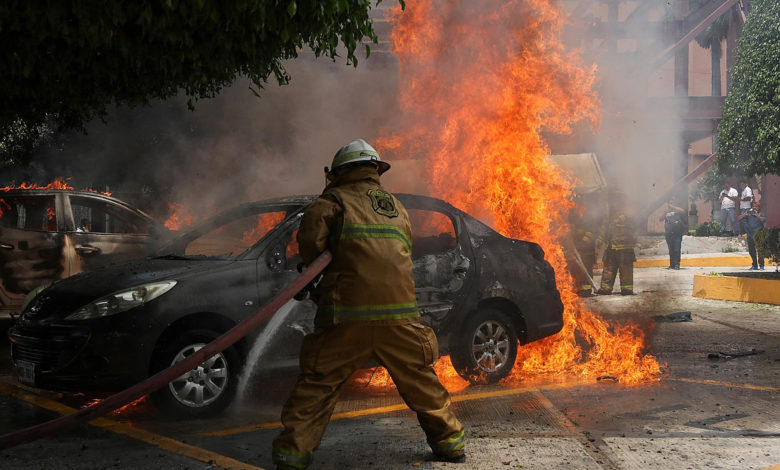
[578,2,690,223]
[10,51,401,220]
[8,1,696,234]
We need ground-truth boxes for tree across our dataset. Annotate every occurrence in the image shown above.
[717,0,780,175]
[691,0,730,100]
[0,0,399,135]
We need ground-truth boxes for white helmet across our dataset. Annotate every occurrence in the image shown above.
[328,138,390,174]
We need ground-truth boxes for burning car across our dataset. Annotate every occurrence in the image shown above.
[8,194,563,417]
[0,189,169,314]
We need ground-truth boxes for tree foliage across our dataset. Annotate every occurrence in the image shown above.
[0,0,398,133]
[717,0,780,175]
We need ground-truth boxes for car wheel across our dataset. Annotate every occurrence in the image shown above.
[450,308,518,384]
[150,329,240,418]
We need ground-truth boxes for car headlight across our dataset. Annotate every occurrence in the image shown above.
[65,281,177,320]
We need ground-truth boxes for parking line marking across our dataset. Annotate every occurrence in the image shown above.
[203,375,777,438]
[669,377,780,392]
[0,382,264,470]
[201,379,595,437]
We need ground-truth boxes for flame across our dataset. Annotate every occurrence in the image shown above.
[241,212,286,245]
[0,177,112,196]
[81,395,148,416]
[164,202,198,230]
[349,355,470,393]
[373,0,661,388]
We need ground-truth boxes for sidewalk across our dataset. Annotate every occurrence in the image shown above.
[630,235,773,268]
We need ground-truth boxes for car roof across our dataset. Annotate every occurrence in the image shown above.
[0,188,158,224]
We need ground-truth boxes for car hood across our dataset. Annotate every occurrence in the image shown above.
[22,258,236,321]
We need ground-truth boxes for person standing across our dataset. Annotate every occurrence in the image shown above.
[662,197,687,270]
[718,182,739,235]
[737,201,766,270]
[272,139,465,470]
[597,194,637,295]
[737,180,754,234]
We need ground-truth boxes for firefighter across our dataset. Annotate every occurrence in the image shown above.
[272,139,465,470]
[597,193,636,295]
[569,194,600,297]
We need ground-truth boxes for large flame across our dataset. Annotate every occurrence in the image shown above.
[374,0,661,387]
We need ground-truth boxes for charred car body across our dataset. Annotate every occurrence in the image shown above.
[0,189,168,313]
[8,194,563,417]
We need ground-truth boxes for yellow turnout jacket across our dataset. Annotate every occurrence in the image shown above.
[297,165,418,325]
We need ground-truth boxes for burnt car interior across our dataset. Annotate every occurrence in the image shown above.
[0,196,57,232]
[70,196,151,234]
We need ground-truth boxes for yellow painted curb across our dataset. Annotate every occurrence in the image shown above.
[692,273,780,305]
[596,256,776,269]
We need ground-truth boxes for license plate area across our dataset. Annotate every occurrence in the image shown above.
[16,360,36,385]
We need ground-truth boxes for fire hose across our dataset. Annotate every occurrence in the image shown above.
[0,250,332,451]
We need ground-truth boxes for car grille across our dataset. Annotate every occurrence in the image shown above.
[12,343,62,372]
[10,324,90,373]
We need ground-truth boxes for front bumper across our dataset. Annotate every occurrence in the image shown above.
[8,318,152,392]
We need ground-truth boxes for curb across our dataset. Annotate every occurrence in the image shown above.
[692,273,780,306]
[598,255,776,269]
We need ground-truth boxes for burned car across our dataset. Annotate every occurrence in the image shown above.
[0,189,169,313]
[8,194,563,417]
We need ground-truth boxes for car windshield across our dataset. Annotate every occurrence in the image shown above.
[154,202,307,260]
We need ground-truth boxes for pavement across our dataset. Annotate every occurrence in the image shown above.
[0,257,778,469]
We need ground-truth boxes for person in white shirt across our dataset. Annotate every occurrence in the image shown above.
[737,180,753,234]
[718,182,739,235]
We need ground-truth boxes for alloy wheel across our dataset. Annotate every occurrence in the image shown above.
[471,320,510,373]
[167,343,229,408]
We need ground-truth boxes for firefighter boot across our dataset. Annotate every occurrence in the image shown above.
[430,429,466,463]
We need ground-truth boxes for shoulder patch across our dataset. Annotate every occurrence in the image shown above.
[367,189,399,218]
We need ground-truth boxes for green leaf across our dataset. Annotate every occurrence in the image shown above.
[287,1,296,17]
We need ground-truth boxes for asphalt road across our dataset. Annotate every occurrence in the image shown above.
[0,265,778,469]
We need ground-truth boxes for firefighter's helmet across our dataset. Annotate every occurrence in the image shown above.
[327,139,390,174]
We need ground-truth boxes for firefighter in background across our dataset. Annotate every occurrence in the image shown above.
[597,192,637,295]
[272,139,465,470]
[568,193,601,297]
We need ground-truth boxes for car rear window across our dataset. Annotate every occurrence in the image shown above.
[408,209,457,258]
[0,196,57,232]
[184,211,287,258]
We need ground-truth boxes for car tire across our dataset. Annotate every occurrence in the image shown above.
[150,329,241,418]
[450,308,518,384]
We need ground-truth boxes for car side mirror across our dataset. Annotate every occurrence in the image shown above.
[266,244,285,271]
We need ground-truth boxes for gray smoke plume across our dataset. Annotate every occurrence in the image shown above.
[12,52,401,221]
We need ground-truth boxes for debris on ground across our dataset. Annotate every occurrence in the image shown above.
[655,311,692,322]
[596,376,619,382]
[707,349,765,359]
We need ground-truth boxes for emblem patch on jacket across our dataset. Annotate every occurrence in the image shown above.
[367,189,399,218]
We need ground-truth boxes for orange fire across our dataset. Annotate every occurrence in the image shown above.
[373,0,661,387]
[241,212,286,245]
[164,202,198,230]
[81,395,148,416]
[0,177,112,195]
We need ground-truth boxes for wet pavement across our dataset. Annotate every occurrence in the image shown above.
[0,265,778,469]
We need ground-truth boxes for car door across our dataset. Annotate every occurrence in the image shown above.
[63,195,156,274]
[253,210,317,371]
[406,206,473,328]
[0,193,66,310]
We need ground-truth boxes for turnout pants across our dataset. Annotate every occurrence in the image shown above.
[272,320,464,469]
[573,251,596,294]
[600,248,635,294]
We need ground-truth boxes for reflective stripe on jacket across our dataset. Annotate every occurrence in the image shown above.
[297,165,418,324]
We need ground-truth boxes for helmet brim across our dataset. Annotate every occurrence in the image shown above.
[377,161,391,174]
